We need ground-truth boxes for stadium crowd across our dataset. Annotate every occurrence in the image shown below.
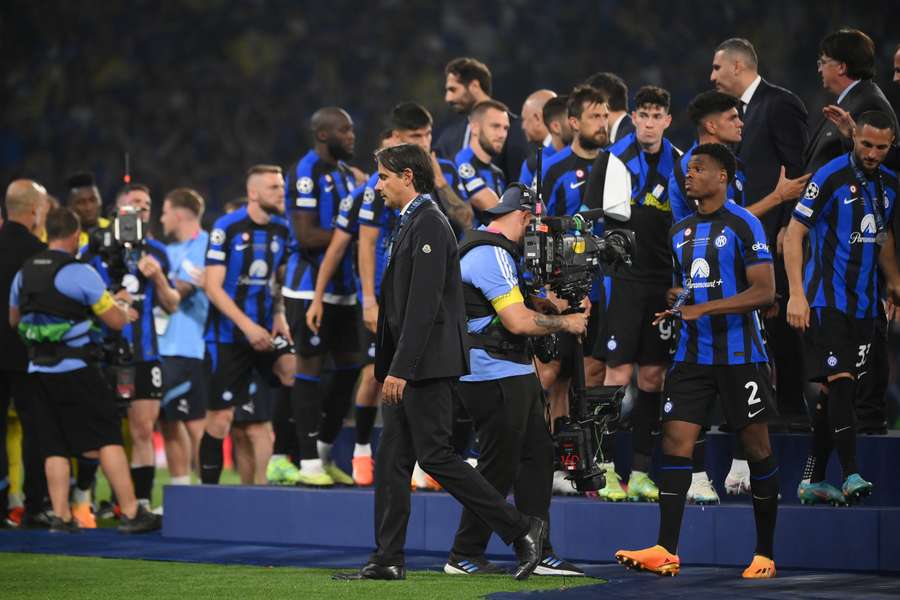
[1,16,900,581]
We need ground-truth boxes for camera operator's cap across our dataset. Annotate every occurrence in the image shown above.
[486,183,536,216]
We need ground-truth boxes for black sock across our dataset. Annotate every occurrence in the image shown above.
[292,375,322,460]
[693,430,707,473]
[827,378,857,478]
[808,390,831,482]
[656,454,692,554]
[732,435,745,461]
[319,366,360,444]
[355,406,378,445]
[272,385,297,457]
[76,457,99,491]
[199,433,224,484]
[632,390,661,473]
[130,465,155,502]
[749,455,779,559]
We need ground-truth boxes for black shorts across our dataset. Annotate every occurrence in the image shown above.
[663,362,777,430]
[159,357,208,422]
[233,373,275,424]
[594,277,675,366]
[362,327,377,365]
[803,307,875,383]
[33,365,123,458]
[556,303,602,378]
[286,298,362,359]
[106,361,164,401]
[208,340,292,412]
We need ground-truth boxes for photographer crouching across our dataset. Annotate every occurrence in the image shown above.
[8,207,161,532]
[445,184,586,576]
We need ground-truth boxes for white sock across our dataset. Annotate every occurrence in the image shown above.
[137,498,151,509]
[73,488,91,505]
[729,459,750,476]
[170,475,191,486]
[300,458,324,474]
[317,441,334,464]
[353,443,372,457]
[691,471,708,484]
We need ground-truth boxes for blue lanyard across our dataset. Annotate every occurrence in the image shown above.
[387,196,430,264]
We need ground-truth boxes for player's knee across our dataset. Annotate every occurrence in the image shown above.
[604,364,632,386]
[660,428,694,457]
[636,367,665,391]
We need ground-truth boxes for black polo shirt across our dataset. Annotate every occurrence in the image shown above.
[0,221,46,372]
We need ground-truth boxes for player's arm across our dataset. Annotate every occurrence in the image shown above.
[431,153,473,230]
[468,188,499,212]
[359,224,380,333]
[138,254,180,314]
[203,264,271,351]
[306,229,353,332]
[746,166,812,218]
[291,211,332,251]
[677,262,775,321]
[271,268,291,343]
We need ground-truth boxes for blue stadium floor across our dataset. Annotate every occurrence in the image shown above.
[1,529,897,599]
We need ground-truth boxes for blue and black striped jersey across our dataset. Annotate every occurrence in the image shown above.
[455,146,505,226]
[204,206,290,344]
[539,147,595,217]
[792,153,898,319]
[671,202,772,365]
[284,149,358,304]
[82,238,170,363]
[607,132,682,281]
[670,143,747,222]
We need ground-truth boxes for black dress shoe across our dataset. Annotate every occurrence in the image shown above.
[511,516,545,580]
[332,562,406,581]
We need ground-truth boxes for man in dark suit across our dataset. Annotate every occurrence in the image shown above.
[0,180,50,526]
[710,37,810,487]
[434,57,527,183]
[585,71,635,144]
[334,144,545,582]
[804,29,899,175]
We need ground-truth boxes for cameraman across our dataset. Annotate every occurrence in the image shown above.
[81,184,177,513]
[8,207,160,532]
[446,184,585,577]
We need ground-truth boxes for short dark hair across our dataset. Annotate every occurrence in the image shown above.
[374,144,434,194]
[445,57,492,96]
[567,85,608,119]
[45,206,80,241]
[391,102,433,131]
[687,90,740,129]
[692,143,736,184]
[583,72,628,112]
[65,172,96,190]
[856,110,895,132]
[820,28,875,80]
[469,99,509,121]
[542,95,569,126]
[715,38,759,69]
[165,187,205,218]
[117,183,150,198]
[634,85,671,113]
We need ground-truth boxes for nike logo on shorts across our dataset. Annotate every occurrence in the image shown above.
[748,408,765,418]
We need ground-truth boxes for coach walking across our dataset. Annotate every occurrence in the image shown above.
[334,144,544,582]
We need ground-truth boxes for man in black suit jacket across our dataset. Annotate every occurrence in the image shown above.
[434,57,527,183]
[585,71,635,144]
[804,29,900,175]
[0,180,50,524]
[334,144,545,582]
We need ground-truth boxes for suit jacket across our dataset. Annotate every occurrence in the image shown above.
[610,113,635,144]
[374,198,469,383]
[735,78,809,240]
[803,79,900,176]
[434,110,528,185]
[0,221,47,371]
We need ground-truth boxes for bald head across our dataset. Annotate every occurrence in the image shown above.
[521,89,556,144]
[310,106,355,161]
[6,179,47,216]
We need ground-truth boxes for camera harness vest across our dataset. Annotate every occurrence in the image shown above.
[17,250,101,365]
[459,229,532,365]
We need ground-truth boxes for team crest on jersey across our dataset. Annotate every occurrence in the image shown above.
[458,162,476,179]
[805,182,819,200]
[339,196,353,212]
[690,258,711,279]
[297,177,314,195]
[363,187,375,204]
[211,228,226,245]
[715,234,728,248]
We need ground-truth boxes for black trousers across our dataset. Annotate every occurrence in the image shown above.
[451,374,554,558]
[371,377,529,566]
[0,371,48,515]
